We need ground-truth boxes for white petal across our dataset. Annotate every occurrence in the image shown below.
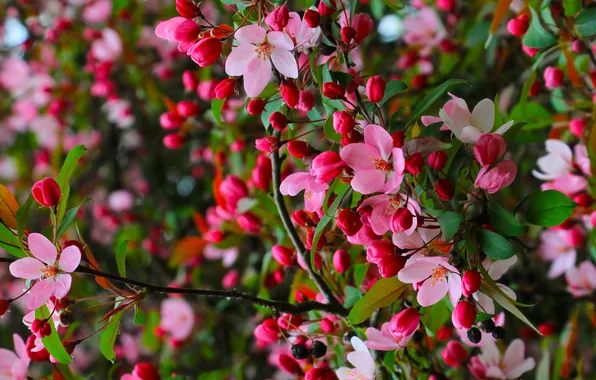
[271,49,298,78]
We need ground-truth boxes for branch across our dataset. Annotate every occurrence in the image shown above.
[270,133,346,315]
[0,257,347,316]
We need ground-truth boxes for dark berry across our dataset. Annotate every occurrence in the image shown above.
[492,326,506,340]
[480,319,495,333]
[467,327,482,344]
[291,343,310,360]
[343,331,357,345]
[310,340,327,358]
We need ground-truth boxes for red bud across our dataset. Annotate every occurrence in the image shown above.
[32,178,61,208]
[247,98,266,116]
[452,301,476,329]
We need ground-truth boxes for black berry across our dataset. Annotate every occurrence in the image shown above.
[343,331,357,345]
[492,326,506,340]
[291,343,309,360]
[480,319,495,333]
[310,340,327,358]
[467,327,482,344]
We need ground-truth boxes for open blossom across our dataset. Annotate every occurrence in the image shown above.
[9,233,81,310]
[532,140,591,181]
[398,256,462,307]
[365,322,413,351]
[225,25,298,97]
[159,298,194,341]
[359,194,421,236]
[285,11,322,51]
[280,172,329,212]
[0,334,29,380]
[538,229,576,278]
[336,337,375,380]
[468,339,535,379]
[340,124,405,195]
[91,28,123,62]
[474,256,518,315]
[565,261,596,297]
[439,97,513,144]
[402,7,445,55]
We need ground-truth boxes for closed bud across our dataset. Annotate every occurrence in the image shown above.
[538,322,556,336]
[322,82,345,99]
[337,209,363,236]
[436,0,456,11]
[292,210,312,227]
[366,240,396,265]
[304,10,321,28]
[341,130,363,146]
[474,133,507,166]
[296,90,315,112]
[411,74,427,89]
[311,152,345,183]
[269,112,288,131]
[333,111,355,135]
[507,14,529,37]
[176,0,198,19]
[341,26,357,44]
[544,66,564,89]
[352,13,373,43]
[366,75,386,103]
[428,151,448,171]
[189,37,222,67]
[565,225,585,248]
[163,133,185,149]
[255,136,279,153]
[32,178,61,208]
[333,250,350,273]
[305,367,337,380]
[160,111,185,130]
[461,270,481,297]
[279,354,303,375]
[252,156,272,190]
[318,0,336,17]
[176,100,200,118]
[132,362,160,380]
[254,318,280,343]
[272,245,295,266]
[569,118,586,138]
[452,301,476,329]
[529,80,541,96]
[573,193,592,207]
[182,70,198,91]
[266,3,290,31]
[320,318,335,333]
[280,80,299,108]
[405,152,425,175]
[436,326,452,340]
[390,208,413,232]
[247,98,266,116]
[392,130,405,147]
[26,335,50,362]
[378,256,406,278]
[441,340,468,367]
[287,140,312,159]
[237,212,261,234]
[435,178,454,201]
[389,308,420,340]
[278,313,303,330]
[214,78,236,99]
[0,299,9,317]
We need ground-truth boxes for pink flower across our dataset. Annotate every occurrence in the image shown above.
[83,0,112,24]
[9,233,81,310]
[565,261,596,297]
[203,245,238,267]
[159,298,194,340]
[359,194,421,236]
[474,160,517,194]
[340,124,405,194]
[91,28,123,62]
[225,25,298,97]
[468,339,535,379]
[397,256,461,307]
[538,230,576,278]
[364,322,413,351]
[544,66,564,89]
[104,98,134,129]
[474,134,506,166]
[108,190,134,212]
[402,8,445,55]
[336,337,375,380]
[280,172,329,212]
[0,334,29,380]
[285,11,322,51]
[533,140,591,180]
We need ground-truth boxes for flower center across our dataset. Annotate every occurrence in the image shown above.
[384,196,401,216]
[430,266,448,284]
[255,43,274,60]
[42,265,58,279]
[371,157,391,171]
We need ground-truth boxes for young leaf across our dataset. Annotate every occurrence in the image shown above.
[100,306,126,362]
[525,190,577,227]
[477,229,516,260]
[35,305,72,364]
[343,286,362,308]
[523,7,556,48]
[56,145,87,223]
[0,184,19,229]
[407,79,468,125]
[55,198,90,240]
[353,262,369,288]
[379,80,407,106]
[487,202,527,237]
[115,240,129,277]
[437,211,463,242]
[212,98,225,124]
[134,306,146,325]
[421,299,451,336]
[348,278,408,324]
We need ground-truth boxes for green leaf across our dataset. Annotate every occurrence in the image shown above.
[100,306,126,362]
[212,98,225,124]
[344,286,362,308]
[310,186,351,272]
[115,240,129,277]
[16,194,33,250]
[380,80,408,106]
[323,114,342,143]
[35,305,72,364]
[421,299,451,336]
[56,145,87,223]
[465,21,490,47]
[480,281,540,334]
[509,102,552,130]
[354,263,369,287]
[535,346,551,380]
[575,8,596,36]
[407,79,469,125]
[134,306,146,325]
[437,211,463,242]
[525,190,577,227]
[55,198,90,240]
[477,229,516,260]
[0,241,26,258]
[523,7,557,48]
[488,202,528,237]
[142,310,161,352]
[348,278,408,324]
[563,0,581,16]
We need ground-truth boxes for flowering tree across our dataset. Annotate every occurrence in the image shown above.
[1,0,595,378]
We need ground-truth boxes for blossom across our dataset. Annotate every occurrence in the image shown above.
[225,25,298,97]
[159,298,194,341]
[439,97,513,144]
[340,124,405,194]
[537,230,576,278]
[473,257,518,315]
[280,172,329,212]
[474,160,517,194]
[532,140,591,181]
[468,339,535,379]
[565,261,596,297]
[364,322,413,351]
[359,194,421,236]
[402,7,445,55]
[398,256,461,307]
[91,28,123,62]
[285,11,322,51]
[9,233,81,310]
[0,334,29,380]
[336,337,375,380]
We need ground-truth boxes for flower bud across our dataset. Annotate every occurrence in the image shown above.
[352,13,373,43]
[163,133,185,149]
[529,80,541,96]
[573,193,592,207]
[436,326,452,341]
[435,178,454,201]
[538,322,556,336]
[297,90,315,112]
[132,362,160,380]
[252,156,272,191]
[0,299,9,317]
[305,367,337,380]
[32,178,61,208]
[341,130,363,146]
[565,225,585,248]
[405,152,425,175]
[333,250,350,273]
[411,74,428,89]
[428,151,448,171]
[255,136,279,153]
[461,270,481,297]
[569,118,586,138]
[378,256,406,278]
[237,212,261,234]
[436,0,456,11]
[441,340,467,367]
[304,10,321,28]
[269,112,288,131]
[292,210,311,227]
[214,78,236,99]
[278,313,303,330]
[222,270,239,289]
[265,3,290,31]
[366,75,386,103]
[182,70,198,91]
[318,0,336,17]
[176,0,198,19]
[390,208,413,232]
[160,111,184,130]
[311,152,345,183]
[287,140,312,159]
[26,335,50,362]
[333,111,355,135]
[474,133,506,166]
[322,82,345,99]
[341,26,357,44]
[389,308,420,340]
[279,354,303,375]
[507,14,529,37]
[452,301,476,329]
[280,80,299,108]
[337,209,363,236]
[440,38,458,52]
[522,44,538,57]
[544,66,564,89]
[320,318,335,333]
[247,98,266,116]
[272,245,295,266]
[366,240,396,265]
[176,100,200,118]
[254,318,280,343]
[392,130,405,147]
[189,37,222,67]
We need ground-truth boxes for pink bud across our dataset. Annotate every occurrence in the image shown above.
[311,152,345,183]
[265,3,289,31]
[280,80,299,108]
[474,133,507,166]
[322,82,345,99]
[32,178,61,208]
[428,151,448,171]
[436,0,456,11]
[366,75,386,103]
[160,111,185,130]
[544,66,564,89]
[0,299,10,317]
[565,225,585,248]
[175,0,198,19]
[163,133,185,149]
[272,245,295,266]
[507,14,529,37]
[277,313,302,330]
[269,112,288,131]
[255,136,279,153]
[176,100,200,118]
[254,318,280,343]
[237,212,262,234]
[278,354,303,375]
[405,152,425,175]
[333,250,350,273]
[461,270,481,297]
[333,111,355,135]
[341,26,357,44]
[132,362,160,380]
[320,318,335,333]
[247,98,266,116]
[378,256,405,278]
[214,78,236,99]
[522,44,539,57]
[296,90,315,112]
[452,301,476,329]
[337,209,363,236]
[352,13,373,43]
[389,308,420,340]
[252,156,272,191]
[573,193,592,207]
[318,0,336,17]
[287,140,312,159]
[441,340,467,367]
[189,37,222,67]
[304,10,321,28]
[222,270,240,289]
[569,118,586,138]
[366,240,396,265]
[390,208,413,232]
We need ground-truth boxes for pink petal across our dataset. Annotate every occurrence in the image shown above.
[235,25,266,44]
[13,334,29,363]
[421,116,442,126]
[382,171,403,194]
[417,278,449,307]
[271,49,298,78]
[53,274,72,299]
[487,256,518,280]
[267,31,294,50]
[58,246,81,273]
[364,328,398,351]
[364,124,394,160]
[448,272,462,306]
[28,233,57,264]
[548,251,576,278]
[350,170,386,195]
[9,257,45,280]
[27,278,56,310]
[397,261,433,283]
[503,339,525,368]
[471,98,494,133]
[243,58,272,98]
[460,125,483,144]
[392,231,424,250]
[392,148,405,174]
[0,350,18,369]
[225,43,258,76]
[347,352,375,379]
[305,190,325,213]
[280,172,310,196]
[340,143,379,171]
[369,205,392,235]
[507,358,536,379]
[155,17,186,42]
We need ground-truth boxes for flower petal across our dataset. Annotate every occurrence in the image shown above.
[235,25,266,44]
[397,261,433,283]
[340,143,379,171]
[267,31,294,50]
[271,48,298,78]
[58,246,81,273]
[471,98,494,133]
[364,124,394,160]
[9,257,45,280]
[225,43,258,76]
[280,172,311,196]
[27,278,56,310]
[448,272,462,306]
[54,274,72,299]
[243,58,271,98]
[417,278,448,307]
[28,233,57,264]
[350,170,386,195]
